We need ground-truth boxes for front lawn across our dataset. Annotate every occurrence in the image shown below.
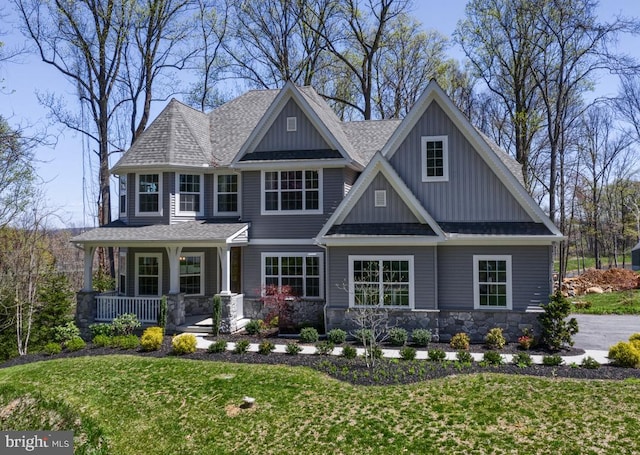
[1,356,640,454]
[572,289,640,314]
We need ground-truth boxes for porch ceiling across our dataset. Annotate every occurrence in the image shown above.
[71,220,249,247]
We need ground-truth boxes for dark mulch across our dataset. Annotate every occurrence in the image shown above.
[3,334,640,386]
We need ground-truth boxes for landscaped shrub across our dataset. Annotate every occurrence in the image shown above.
[366,346,383,360]
[285,342,302,355]
[111,335,140,350]
[512,352,533,368]
[233,339,250,354]
[428,348,446,362]
[212,295,222,337]
[315,341,334,355]
[89,323,113,338]
[52,321,81,345]
[399,346,416,361]
[411,328,432,347]
[518,335,534,350]
[172,333,197,355]
[450,332,470,350]
[342,345,357,359]
[65,336,86,352]
[538,290,578,351]
[157,296,168,332]
[482,351,504,366]
[581,356,600,369]
[111,313,141,336]
[456,350,474,364]
[245,319,264,336]
[258,340,276,355]
[485,327,506,350]
[387,327,408,346]
[629,333,640,342]
[92,334,111,348]
[542,354,564,366]
[43,342,62,356]
[354,328,373,345]
[608,341,640,368]
[327,328,347,344]
[208,340,228,353]
[299,327,319,343]
[140,327,164,352]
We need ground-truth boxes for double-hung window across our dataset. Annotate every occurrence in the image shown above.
[137,173,162,215]
[118,252,127,295]
[180,253,204,295]
[215,174,239,215]
[473,255,512,309]
[262,170,321,214]
[421,136,448,182]
[119,175,127,215]
[262,253,322,298]
[176,174,202,216]
[349,256,413,308]
[135,253,162,296]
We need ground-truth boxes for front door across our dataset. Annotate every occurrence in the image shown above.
[230,246,242,294]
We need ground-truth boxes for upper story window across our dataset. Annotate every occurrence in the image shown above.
[176,174,203,216]
[286,116,297,132]
[421,135,449,182]
[473,255,512,310]
[119,175,127,215]
[136,173,162,216]
[215,174,240,215]
[262,169,322,214]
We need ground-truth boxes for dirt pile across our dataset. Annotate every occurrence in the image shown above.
[562,268,640,296]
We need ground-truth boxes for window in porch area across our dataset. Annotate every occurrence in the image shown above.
[349,256,413,308]
[135,253,162,296]
[180,253,204,295]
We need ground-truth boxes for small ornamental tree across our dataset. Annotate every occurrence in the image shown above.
[538,289,579,351]
[212,295,222,337]
[259,285,297,331]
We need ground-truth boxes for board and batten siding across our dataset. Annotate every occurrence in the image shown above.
[343,173,419,224]
[254,99,331,153]
[389,101,532,222]
[242,244,325,299]
[437,245,553,311]
[326,246,436,310]
[242,168,344,239]
[126,171,172,226]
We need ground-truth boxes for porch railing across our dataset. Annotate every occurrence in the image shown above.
[96,295,161,323]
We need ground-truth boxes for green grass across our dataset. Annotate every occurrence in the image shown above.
[2,356,640,454]
[555,255,632,273]
[572,290,640,314]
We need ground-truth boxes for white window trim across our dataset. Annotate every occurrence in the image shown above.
[118,251,127,295]
[119,175,127,215]
[214,173,241,216]
[473,255,512,310]
[374,190,387,207]
[180,252,205,296]
[134,253,162,297]
[260,169,323,215]
[135,173,163,217]
[260,252,324,299]
[421,135,449,182]
[175,173,204,217]
[286,116,297,132]
[348,255,414,309]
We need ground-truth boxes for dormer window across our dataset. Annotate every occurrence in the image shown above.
[286,116,297,132]
[421,136,448,182]
[136,173,162,216]
[176,174,203,216]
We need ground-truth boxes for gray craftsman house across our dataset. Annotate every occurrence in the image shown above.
[72,80,564,341]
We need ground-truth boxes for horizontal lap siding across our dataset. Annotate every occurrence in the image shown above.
[243,168,344,238]
[389,101,531,222]
[438,245,552,311]
[327,246,436,310]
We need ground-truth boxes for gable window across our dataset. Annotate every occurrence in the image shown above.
[473,255,512,310]
[287,116,297,132]
[135,253,162,296]
[374,190,387,207]
[262,253,322,298]
[180,253,204,295]
[176,174,202,215]
[349,256,414,308]
[119,175,127,215]
[215,174,239,215]
[421,136,448,182]
[262,170,321,214]
[137,173,162,216]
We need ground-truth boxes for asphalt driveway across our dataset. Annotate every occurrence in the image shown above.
[571,314,640,350]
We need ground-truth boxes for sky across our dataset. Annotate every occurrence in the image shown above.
[1,0,640,228]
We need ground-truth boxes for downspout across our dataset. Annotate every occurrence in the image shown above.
[314,237,329,335]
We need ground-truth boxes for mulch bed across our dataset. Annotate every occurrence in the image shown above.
[3,334,640,386]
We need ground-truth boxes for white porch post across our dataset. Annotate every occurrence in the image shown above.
[82,246,96,292]
[166,246,183,294]
[218,245,231,295]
